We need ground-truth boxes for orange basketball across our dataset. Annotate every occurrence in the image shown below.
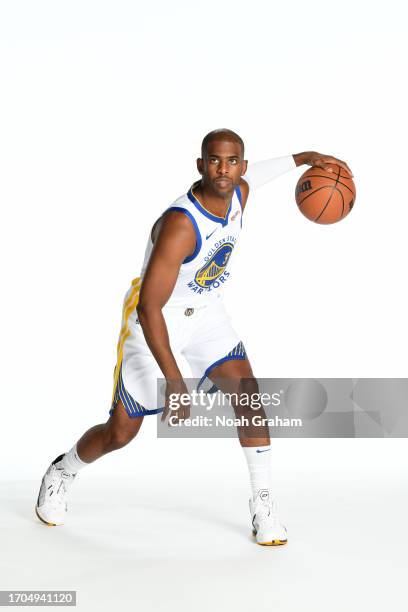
[295,164,356,224]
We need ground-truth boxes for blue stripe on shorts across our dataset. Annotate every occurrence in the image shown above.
[197,341,247,393]
[109,363,164,418]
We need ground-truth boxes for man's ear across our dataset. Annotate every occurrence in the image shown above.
[241,159,248,175]
[196,157,203,175]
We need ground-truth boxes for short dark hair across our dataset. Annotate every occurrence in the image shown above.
[201,128,245,158]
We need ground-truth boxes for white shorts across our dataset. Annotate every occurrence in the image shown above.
[109,295,247,418]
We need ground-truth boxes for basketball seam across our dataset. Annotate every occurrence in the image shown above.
[297,185,330,207]
[338,187,345,218]
[314,165,341,222]
[299,174,355,196]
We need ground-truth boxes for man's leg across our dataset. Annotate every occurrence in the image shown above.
[76,399,144,462]
[35,400,144,526]
[52,398,144,472]
[208,358,270,448]
[207,358,272,495]
[207,358,287,545]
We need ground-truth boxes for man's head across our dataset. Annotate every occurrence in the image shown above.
[197,129,247,197]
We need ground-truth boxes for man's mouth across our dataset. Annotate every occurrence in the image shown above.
[215,178,232,186]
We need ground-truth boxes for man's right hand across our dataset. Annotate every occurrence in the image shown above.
[161,379,191,425]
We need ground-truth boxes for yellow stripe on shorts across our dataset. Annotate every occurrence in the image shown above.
[111,276,141,406]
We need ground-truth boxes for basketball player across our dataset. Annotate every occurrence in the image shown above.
[35,130,352,545]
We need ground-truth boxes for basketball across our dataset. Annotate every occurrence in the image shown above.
[295,164,356,224]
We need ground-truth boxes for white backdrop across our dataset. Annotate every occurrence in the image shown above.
[1,0,407,482]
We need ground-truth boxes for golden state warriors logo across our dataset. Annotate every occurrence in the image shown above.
[195,242,234,288]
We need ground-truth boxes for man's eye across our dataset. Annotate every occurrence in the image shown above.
[230,159,238,165]
[210,158,219,164]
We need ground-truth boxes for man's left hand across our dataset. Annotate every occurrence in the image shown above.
[294,151,353,177]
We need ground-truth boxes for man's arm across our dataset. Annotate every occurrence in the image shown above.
[136,211,195,382]
[240,155,296,199]
[239,151,353,208]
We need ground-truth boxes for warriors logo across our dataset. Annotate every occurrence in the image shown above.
[194,242,234,288]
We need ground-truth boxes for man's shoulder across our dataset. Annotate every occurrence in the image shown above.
[161,187,198,230]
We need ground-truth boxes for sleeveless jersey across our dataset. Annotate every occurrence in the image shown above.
[138,182,243,307]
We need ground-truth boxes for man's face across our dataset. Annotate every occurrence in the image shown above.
[197,139,247,197]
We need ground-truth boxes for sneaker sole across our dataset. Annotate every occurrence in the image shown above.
[35,506,63,527]
[253,530,288,546]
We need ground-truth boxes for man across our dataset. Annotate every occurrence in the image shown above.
[35,129,352,545]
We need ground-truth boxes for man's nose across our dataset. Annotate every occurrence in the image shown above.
[217,161,229,174]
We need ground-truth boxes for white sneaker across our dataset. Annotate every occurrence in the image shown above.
[249,489,288,546]
[35,455,76,526]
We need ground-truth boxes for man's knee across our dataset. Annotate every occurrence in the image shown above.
[238,376,259,395]
[105,403,143,451]
[105,424,138,451]
[233,376,261,414]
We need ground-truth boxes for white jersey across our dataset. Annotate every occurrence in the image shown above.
[138,181,243,307]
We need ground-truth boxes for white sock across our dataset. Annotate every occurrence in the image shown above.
[55,443,88,474]
[242,445,272,499]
